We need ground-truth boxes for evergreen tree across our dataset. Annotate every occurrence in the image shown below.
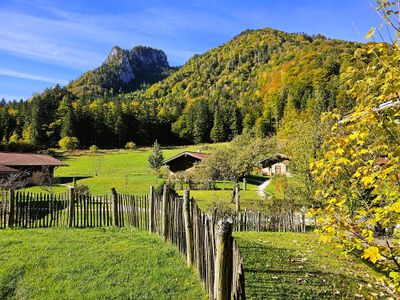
[148,140,164,170]
[192,99,211,144]
[210,106,225,142]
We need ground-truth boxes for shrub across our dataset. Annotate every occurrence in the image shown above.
[58,136,79,150]
[89,145,99,154]
[124,141,137,150]
[75,184,90,196]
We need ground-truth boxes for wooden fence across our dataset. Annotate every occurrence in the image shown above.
[0,186,308,299]
[0,187,245,299]
[234,209,306,232]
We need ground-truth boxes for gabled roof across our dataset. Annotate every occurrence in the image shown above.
[0,165,18,173]
[163,151,209,164]
[0,153,67,167]
[257,153,290,167]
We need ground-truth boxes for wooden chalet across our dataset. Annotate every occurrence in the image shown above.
[0,152,67,178]
[257,153,290,176]
[163,151,209,173]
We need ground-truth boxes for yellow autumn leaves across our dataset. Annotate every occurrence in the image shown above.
[362,246,381,264]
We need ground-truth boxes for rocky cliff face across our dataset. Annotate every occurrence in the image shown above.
[68,45,172,98]
[106,46,169,83]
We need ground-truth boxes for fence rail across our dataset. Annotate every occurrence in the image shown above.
[0,187,307,299]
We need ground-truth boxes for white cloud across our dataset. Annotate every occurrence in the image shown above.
[0,2,242,69]
[0,67,67,84]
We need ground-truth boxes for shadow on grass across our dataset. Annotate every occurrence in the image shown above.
[237,238,385,299]
[55,176,93,184]
[245,175,269,185]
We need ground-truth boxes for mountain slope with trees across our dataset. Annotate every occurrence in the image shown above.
[0,28,370,149]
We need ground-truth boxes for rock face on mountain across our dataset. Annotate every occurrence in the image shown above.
[68,46,172,98]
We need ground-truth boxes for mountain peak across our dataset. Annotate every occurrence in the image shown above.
[68,45,172,98]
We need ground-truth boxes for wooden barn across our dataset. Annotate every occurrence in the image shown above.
[0,152,67,179]
[257,153,290,176]
[163,152,209,174]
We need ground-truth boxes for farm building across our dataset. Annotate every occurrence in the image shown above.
[163,151,209,173]
[257,153,290,176]
[0,152,67,179]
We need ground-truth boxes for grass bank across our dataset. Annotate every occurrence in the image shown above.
[234,232,395,299]
[0,228,207,299]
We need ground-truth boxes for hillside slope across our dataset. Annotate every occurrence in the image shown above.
[0,28,368,148]
[132,28,361,143]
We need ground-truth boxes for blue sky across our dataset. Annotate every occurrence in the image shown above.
[0,0,383,100]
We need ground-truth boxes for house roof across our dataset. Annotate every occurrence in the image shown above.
[257,153,290,167]
[0,153,67,167]
[0,165,18,173]
[163,151,209,164]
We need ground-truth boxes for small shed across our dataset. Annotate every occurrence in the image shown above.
[163,152,209,173]
[0,165,18,177]
[257,153,290,176]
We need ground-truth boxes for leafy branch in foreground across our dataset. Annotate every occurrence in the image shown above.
[311,0,400,291]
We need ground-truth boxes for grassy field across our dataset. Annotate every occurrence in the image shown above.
[234,232,395,299]
[25,144,262,211]
[187,177,267,213]
[0,228,207,299]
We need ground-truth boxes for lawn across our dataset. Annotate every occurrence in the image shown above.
[183,176,267,213]
[25,144,262,211]
[234,232,395,299]
[0,228,207,299]
[26,145,204,195]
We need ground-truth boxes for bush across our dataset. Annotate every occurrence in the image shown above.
[75,184,90,196]
[154,180,166,196]
[58,136,79,150]
[124,141,136,150]
[89,145,99,154]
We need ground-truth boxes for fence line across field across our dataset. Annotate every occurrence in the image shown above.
[0,187,306,299]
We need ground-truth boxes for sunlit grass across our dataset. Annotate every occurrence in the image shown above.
[234,232,394,299]
[0,228,207,299]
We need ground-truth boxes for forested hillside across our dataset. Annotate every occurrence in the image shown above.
[0,28,369,149]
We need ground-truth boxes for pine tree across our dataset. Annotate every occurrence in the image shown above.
[148,140,164,170]
[210,106,225,142]
[192,99,211,144]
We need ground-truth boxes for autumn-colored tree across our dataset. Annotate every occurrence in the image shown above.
[311,0,400,290]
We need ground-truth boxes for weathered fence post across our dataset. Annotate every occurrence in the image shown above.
[235,184,240,213]
[149,185,154,233]
[214,218,233,300]
[243,177,247,190]
[68,187,75,227]
[111,188,119,226]
[183,189,194,267]
[8,189,15,228]
[162,185,168,240]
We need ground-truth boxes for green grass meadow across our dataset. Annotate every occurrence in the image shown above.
[15,145,397,299]
[234,232,394,299]
[26,144,262,211]
[0,228,207,300]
